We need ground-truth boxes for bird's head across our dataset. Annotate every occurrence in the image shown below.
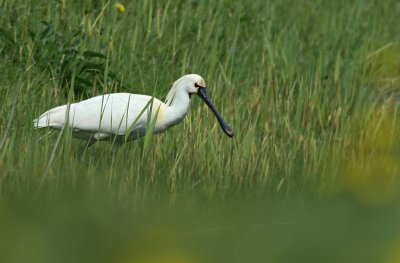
[166,74,205,97]
[166,74,234,137]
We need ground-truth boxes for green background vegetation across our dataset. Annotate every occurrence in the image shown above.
[0,0,399,262]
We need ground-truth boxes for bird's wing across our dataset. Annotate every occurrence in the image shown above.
[34,93,165,135]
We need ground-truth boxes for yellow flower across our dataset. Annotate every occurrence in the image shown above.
[115,2,125,13]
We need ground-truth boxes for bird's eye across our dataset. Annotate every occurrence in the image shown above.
[195,83,206,89]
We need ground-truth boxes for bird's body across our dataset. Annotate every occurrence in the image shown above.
[34,93,184,141]
[34,74,233,152]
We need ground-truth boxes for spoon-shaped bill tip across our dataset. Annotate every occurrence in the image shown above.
[197,88,234,138]
[224,126,234,137]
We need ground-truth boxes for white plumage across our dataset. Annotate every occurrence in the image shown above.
[34,93,168,141]
[34,74,233,151]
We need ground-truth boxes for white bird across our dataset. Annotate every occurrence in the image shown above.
[34,74,233,153]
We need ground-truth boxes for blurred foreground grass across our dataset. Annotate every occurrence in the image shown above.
[2,196,400,263]
[0,0,400,262]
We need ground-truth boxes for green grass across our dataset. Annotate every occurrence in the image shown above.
[1,0,400,262]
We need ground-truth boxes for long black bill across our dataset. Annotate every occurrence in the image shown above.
[197,87,234,137]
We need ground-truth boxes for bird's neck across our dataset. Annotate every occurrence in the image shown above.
[164,91,191,127]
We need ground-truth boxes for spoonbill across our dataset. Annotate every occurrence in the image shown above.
[34,74,234,153]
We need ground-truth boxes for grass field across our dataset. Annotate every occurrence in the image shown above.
[1,0,400,262]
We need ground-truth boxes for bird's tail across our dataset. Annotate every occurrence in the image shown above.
[33,105,68,129]
[33,114,49,128]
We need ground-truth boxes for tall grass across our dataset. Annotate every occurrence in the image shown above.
[0,0,400,262]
